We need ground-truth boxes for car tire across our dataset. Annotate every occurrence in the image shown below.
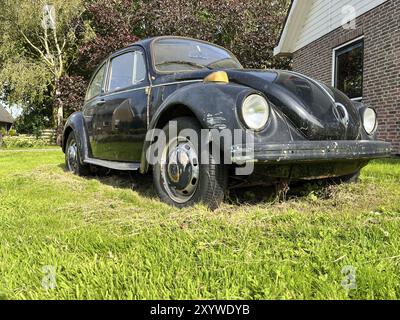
[65,131,90,176]
[152,117,227,210]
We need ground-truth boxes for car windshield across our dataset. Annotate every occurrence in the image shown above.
[153,38,243,73]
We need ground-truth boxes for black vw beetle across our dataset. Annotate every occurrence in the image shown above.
[62,36,391,209]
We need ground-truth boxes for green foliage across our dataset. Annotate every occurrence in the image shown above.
[0,127,6,136]
[8,129,16,136]
[0,151,399,299]
[0,59,52,105]
[0,0,84,114]
[0,136,50,149]
[137,0,292,69]
[14,102,53,136]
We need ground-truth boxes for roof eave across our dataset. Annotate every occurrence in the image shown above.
[273,49,293,58]
[273,0,311,57]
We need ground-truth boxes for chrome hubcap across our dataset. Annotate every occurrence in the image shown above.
[67,141,78,172]
[161,137,199,203]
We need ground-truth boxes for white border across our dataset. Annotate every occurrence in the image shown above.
[331,35,364,101]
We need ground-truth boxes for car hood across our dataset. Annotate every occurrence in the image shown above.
[227,69,361,140]
[172,69,362,140]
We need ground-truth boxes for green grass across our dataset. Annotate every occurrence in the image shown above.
[0,145,58,151]
[0,149,399,299]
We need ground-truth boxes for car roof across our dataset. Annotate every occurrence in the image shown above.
[90,37,206,83]
[118,36,218,53]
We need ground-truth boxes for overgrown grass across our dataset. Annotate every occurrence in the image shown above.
[0,136,54,149]
[0,149,399,299]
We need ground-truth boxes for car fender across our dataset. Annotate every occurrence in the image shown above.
[140,82,254,173]
[62,111,90,163]
[154,82,256,128]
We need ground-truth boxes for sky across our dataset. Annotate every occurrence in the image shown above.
[0,101,23,118]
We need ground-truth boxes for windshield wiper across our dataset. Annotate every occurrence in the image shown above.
[156,60,212,70]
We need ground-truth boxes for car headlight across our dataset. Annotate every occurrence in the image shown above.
[362,107,377,135]
[241,94,270,130]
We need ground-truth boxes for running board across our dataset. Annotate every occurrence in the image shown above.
[84,158,140,171]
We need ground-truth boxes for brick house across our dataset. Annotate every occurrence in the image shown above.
[274,0,399,154]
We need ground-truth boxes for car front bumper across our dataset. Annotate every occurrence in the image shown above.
[231,140,392,164]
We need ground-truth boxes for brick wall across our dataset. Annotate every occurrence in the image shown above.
[292,0,400,153]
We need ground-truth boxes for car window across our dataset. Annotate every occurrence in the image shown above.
[153,38,243,73]
[86,63,106,101]
[108,51,147,92]
[135,51,146,83]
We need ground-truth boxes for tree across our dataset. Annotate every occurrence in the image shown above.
[13,101,53,137]
[137,0,291,69]
[0,0,84,141]
[57,0,140,120]
[76,0,140,75]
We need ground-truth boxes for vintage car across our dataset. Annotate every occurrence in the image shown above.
[62,36,391,209]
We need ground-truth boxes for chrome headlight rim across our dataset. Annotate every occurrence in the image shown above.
[361,107,377,135]
[240,93,270,131]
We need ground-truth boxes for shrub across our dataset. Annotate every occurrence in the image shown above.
[1,136,50,149]
[8,129,17,137]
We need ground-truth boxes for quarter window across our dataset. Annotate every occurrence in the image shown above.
[135,51,146,83]
[108,51,146,92]
[86,63,106,101]
[334,39,364,100]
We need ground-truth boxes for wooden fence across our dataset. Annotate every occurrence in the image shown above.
[40,129,56,144]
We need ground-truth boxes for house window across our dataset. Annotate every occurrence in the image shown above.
[333,38,364,100]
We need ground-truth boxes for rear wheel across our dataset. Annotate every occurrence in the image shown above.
[65,131,90,176]
[152,117,227,210]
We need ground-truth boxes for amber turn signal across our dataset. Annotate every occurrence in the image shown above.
[203,71,229,84]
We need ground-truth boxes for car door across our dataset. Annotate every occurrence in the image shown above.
[92,48,149,162]
[82,61,108,158]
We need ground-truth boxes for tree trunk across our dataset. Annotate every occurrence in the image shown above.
[54,79,64,146]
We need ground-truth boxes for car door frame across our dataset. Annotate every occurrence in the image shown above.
[92,45,150,162]
[104,45,149,96]
[82,59,109,158]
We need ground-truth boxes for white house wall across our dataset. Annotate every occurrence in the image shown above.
[275,0,388,55]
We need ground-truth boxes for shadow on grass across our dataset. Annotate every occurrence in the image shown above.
[57,163,156,198]
[57,163,339,207]
[57,156,400,207]
[228,179,339,205]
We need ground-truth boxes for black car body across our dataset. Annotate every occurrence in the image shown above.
[62,36,391,208]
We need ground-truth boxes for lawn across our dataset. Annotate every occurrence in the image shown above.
[0,149,399,299]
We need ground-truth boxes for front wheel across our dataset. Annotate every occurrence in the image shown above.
[65,131,90,176]
[152,117,227,210]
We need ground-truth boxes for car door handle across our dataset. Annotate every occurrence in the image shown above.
[96,99,106,106]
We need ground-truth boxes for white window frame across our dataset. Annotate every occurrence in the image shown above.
[331,35,364,102]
